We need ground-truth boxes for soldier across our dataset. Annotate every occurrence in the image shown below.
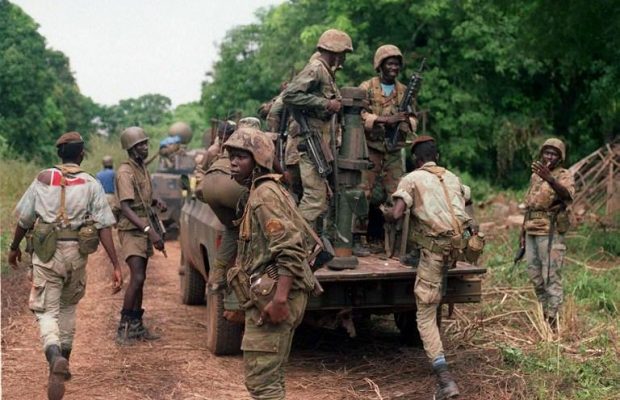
[199,120,236,173]
[388,136,472,399]
[282,29,353,232]
[8,132,122,400]
[359,44,418,254]
[96,155,116,211]
[224,127,315,399]
[115,127,167,343]
[157,121,193,169]
[521,138,574,331]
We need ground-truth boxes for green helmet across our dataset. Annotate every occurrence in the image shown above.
[373,44,403,71]
[168,121,193,144]
[316,29,353,53]
[102,155,113,167]
[120,126,148,150]
[223,127,274,170]
[540,138,566,162]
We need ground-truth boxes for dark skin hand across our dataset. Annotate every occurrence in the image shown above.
[326,98,342,114]
[531,147,572,203]
[259,275,293,325]
[99,227,123,292]
[120,200,164,251]
[8,225,27,269]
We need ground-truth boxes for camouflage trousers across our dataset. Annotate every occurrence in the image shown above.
[298,152,328,226]
[526,233,566,318]
[207,226,239,287]
[29,242,87,352]
[415,248,451,362]
[361,147,403,206]
[242,290,308,400]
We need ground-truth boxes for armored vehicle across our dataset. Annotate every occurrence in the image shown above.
[178,88,486,355]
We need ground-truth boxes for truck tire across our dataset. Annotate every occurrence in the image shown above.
[179,255,206,305]
[206,292,243,355]
[394,311,423,346]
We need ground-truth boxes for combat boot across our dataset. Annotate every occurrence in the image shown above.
[433,363,460,399]
[60,346,72,380]
[133,308,161,341]
[547,315,558,333]
[116,309,138,345]
[45,344,68,400]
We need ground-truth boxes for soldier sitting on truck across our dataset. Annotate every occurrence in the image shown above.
[387,135,473,400]
[158,121,193,169]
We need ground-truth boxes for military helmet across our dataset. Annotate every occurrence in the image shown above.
[168,121,193,144]
[102,155,113,167]
[540,138,566,162]
[223,127,274,170]
[316,29,353,53]
[120,126,148,150]
[374,44,403,71]
[238,117,261,129]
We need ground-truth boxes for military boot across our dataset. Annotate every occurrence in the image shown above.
[116,309,138,345]
[132,309,161,341]
[546,314,558,334]
[60,346,72,380]
[45,344,68,400]
[433,363,460,399]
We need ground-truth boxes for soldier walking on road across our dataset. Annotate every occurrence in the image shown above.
[224,127,316,399]
[388,136,473,399]
[96,155,116,211]
[115,127,167,343]
[282,29,353,233]
[8,132,122,400]
[521,138,574,331]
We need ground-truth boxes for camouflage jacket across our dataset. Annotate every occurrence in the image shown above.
[236,174,315,292]
[392,162,472,238]
[282,58,340,138]
[359,77,417,152]
[524,167,575,235]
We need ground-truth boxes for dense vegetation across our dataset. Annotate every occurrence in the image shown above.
[201,0,620,185]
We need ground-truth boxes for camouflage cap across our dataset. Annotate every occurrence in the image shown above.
[317,29,353,53]
[55,131,84,147]
[223,127,274,170]
[541,138,566,162]
[374,44,403,71]
[410,135,435,152]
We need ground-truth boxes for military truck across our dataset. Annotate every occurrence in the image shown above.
[178,88,486,355]
[150,122,201,239]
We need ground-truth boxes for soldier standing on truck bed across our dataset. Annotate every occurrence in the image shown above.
[224,127,316,400]
[521,138,574,332]
[282,29,353,233]
[387,136,474,400]
[115,127,167,344]
[358,44,418,256]
[8,132,122,400]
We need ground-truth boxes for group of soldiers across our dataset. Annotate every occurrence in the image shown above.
[8,27,575,400]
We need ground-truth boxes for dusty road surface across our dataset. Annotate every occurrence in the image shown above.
[2,241,511,400]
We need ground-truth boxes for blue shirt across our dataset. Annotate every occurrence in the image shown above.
[96,168,115,194]
[381,83,395,96]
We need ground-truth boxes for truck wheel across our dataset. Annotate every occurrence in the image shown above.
[206,292,243,355]
[394,311,423,346]
[179,255,206,305]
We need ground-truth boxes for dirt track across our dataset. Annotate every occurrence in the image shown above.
[2,241,510,400]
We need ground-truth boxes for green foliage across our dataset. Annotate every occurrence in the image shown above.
[0,1,99,163]
[200,0,620,187]
[98,94,173,136]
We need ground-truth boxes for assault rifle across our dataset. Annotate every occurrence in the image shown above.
[290,109,333,178]
[386,58,426,151]
[277,106,289,173]
[147,205,167,258]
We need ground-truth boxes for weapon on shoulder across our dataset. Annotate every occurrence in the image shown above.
[290,108,332,178]
[386,58,426,151]
[277,107,289,173]
[147,206,167,258]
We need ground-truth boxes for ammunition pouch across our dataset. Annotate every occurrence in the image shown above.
[555,210,570,234]
[78,220,100,255]
[463,233,485,265]
[32,223,58,263]
[250,269,278,313]
[226,266,253,310]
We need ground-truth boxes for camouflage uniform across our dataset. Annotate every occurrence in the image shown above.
[392,161,471,362]
[115,159,154,260]
[14,163,115,354]
[282,57,340,226]
[359,76,417,205]
[524,139,575,319]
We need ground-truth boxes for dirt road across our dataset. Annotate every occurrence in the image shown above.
[2,241,509,400]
